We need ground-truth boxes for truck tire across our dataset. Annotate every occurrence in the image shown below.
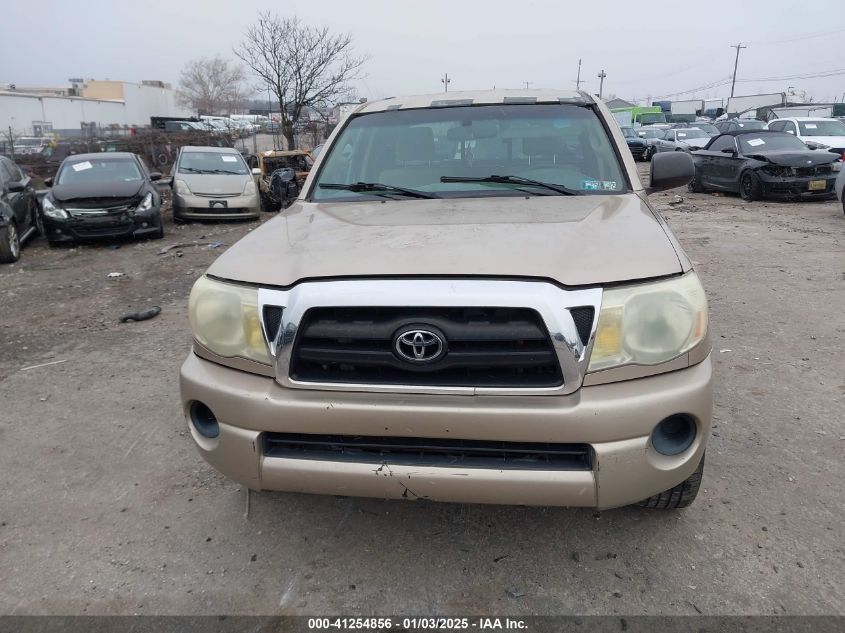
[0,221,21,263]
[637,454,704,509]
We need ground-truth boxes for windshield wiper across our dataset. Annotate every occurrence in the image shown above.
[319,182,440,199]
[179,167,214,174]
[440,175,577,196]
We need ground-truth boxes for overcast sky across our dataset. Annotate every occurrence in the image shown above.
[4,0,845,104]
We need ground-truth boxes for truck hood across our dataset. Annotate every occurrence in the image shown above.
[207,194,684,287]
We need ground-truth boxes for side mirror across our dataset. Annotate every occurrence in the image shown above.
[720,148,737,155]
[149,171,162,181]
[6,181,25,193]
[646,151,694,194]
[251,167,261,176]
[43,177,53,187]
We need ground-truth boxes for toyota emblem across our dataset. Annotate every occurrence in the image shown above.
[393,327,446,363]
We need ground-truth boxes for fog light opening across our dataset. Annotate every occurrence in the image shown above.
[651,414,696,456]
[190,401,220,439]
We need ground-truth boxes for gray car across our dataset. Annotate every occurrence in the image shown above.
[171,147,261,222]
[836,167,845,215]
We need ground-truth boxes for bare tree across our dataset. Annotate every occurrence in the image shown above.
[178,56,249,115]
[235,13,367,149]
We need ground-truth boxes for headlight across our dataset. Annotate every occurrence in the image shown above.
[806,141,830,150]
[588,272,708,373]
[243,178,257,196]
[188,276,270,365]
[832,161,842,172]
[174,179,192,195]
[137,192,154,211]
[41,196,68,219]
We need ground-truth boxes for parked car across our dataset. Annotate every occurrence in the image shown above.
[0,156,39,263]
[664,128,712,152]
[714,119,767,133]
[836,166,845,215]
[637,128,673,160]
[766,117,845,158]
[620,126,648,160]
[670,122,719,137]
[164,120,206,132]
[12,136,52,157]
[171,146,260,221]
[181,89,712,510]
[40,152,164,243]
[689,130,842,201]
[244,149,314,211]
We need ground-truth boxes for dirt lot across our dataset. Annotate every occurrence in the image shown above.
[1,174,843,616]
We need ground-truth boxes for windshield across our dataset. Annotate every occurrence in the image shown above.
[675,129,709,140]
[621,127,639,139]
[734,120,766,130]
[689,123,718,136]
[56,158,141,185]
[638,129,664,139]
[639,113,666,124]
[738,133,807,153]
[798,120,845,137]
[312,104,628,200]
[178,151,249,175]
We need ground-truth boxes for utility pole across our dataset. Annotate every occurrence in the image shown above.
[730,43,747,98]
[575,59,582,90]
[523,81,533,89]
[441,73,451,92]
[597,70,606,99]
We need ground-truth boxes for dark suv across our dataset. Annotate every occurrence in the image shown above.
[0,156,39,263]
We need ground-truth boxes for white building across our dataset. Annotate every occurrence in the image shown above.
[0,79,191,137]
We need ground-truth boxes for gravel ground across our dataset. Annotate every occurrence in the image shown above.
[1,174,843,616]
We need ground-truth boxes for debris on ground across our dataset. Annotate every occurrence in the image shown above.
[158,241,227,255]
[119,306,161,323]
[107,272,124,278]
[505,588,525,599]
[20,359,68,372]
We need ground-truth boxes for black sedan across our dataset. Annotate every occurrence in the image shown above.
[688,131,842,201]
[0,155,39,263]
[620,126,648,161]
[41,152,164,244]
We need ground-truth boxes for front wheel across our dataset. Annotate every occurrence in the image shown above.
[740,171,762,201]
[0,221,21,263]
[149,215,165,239]
[637,454,704,509]
[688,168,704,193]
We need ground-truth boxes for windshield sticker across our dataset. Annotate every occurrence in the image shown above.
[804,123,817,129]
[220,155,238,162]
[746,138,766,147]
[580,180,617,191]
[71,161,93,172]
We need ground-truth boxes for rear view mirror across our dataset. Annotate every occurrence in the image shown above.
[646,152,694,194]
[43,177,53,187]
[149,171,162,181]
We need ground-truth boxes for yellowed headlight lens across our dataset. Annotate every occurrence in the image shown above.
[188,276,271,365]
[587,272,708,373]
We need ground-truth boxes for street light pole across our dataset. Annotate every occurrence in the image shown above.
[597,70,606,99]
[441,73,451,92]
[575,59,582,90]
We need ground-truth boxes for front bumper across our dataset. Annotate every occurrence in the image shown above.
[173,191,260,220]
[42,207,161,241]
[758,173,838,199]
[179,353,713,509]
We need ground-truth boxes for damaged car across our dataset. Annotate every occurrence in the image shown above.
[40,153,164,244]
[0,156,39,263]
[689,130,842,201]
[245,150,314,211]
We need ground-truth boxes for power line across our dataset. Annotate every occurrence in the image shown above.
[738,68,845,82]
[749,27,845,46]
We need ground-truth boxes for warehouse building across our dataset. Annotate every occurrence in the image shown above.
[0,79,191,137]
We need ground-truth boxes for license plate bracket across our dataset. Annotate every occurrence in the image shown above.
[209,199,228,209]
[808,179,826,191]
